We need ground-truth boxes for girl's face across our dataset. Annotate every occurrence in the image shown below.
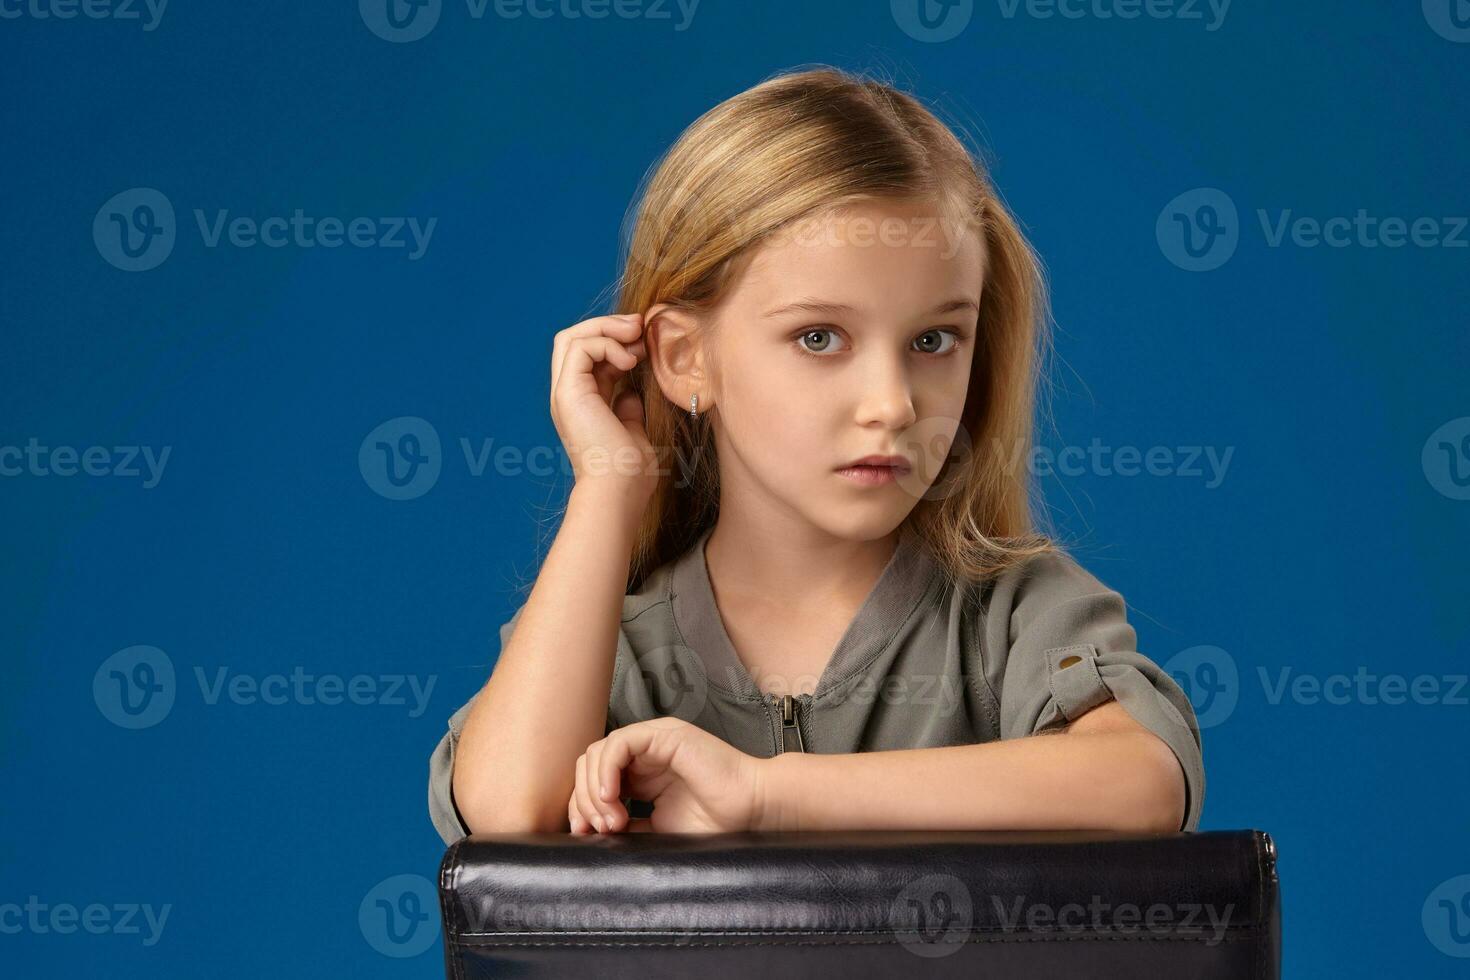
[705,196,984,541]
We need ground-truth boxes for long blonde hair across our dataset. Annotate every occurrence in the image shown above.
[603,65,1059,591]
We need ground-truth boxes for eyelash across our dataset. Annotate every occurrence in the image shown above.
[790,327,968,360]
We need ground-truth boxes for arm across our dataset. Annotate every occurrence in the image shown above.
[452,483,642,834]
[755,700,1187,834]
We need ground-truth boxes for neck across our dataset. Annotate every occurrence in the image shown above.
[703,515,902,611]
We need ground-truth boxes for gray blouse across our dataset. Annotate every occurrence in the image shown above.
[428,523,1205,843]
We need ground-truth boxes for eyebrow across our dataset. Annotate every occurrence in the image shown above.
[760,297,980,319]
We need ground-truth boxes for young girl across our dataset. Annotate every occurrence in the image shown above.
[428,66,1204,844]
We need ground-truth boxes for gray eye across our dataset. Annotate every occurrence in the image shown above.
[914,330,957,354]
[799,329,840,353]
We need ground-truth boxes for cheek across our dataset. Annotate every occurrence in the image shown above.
[718,355,833,463]
[923,353,975,416]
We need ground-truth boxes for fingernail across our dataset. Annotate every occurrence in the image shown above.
[593,815,604,832]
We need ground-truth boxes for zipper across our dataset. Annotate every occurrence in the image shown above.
[773,693,807,753]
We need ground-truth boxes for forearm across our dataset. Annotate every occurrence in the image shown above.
[453,483,644,833]
[756,730,1186,834]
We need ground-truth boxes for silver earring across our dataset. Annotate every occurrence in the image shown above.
[689,393,699,418]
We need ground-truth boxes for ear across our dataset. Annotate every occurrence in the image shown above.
[643,302,715,414]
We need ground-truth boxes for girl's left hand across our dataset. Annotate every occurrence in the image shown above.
[568,717,767,834]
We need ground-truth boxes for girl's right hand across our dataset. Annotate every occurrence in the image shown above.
[550,312,657,503]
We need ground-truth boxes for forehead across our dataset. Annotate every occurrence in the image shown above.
[727,196,986,315]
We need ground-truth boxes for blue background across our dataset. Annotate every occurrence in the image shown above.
[3,0,1468,975]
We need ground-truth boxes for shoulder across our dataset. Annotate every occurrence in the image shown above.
[960,546,1130,636]
[620,558,675,627]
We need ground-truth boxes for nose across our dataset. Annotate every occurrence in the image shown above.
[855,353,917,431]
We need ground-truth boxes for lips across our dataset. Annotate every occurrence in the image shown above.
[839,455,912,473]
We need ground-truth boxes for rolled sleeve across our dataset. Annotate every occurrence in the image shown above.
[428,697,475,845]
[427,601,621,845]
[990,555,1206,832]
[428,604,526,846]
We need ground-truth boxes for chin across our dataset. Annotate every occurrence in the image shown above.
[804,508,911,544]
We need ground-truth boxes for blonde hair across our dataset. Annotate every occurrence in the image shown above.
[603,65,1059,591]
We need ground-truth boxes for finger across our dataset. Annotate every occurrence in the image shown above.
[573,750,605,833]
[598,723,674,809]
[554,337,641,412]
[583,739,615,832]
[611,389,647,432]
[551,314,645,396]
[568,794,590,835]
[570,752,600,835]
